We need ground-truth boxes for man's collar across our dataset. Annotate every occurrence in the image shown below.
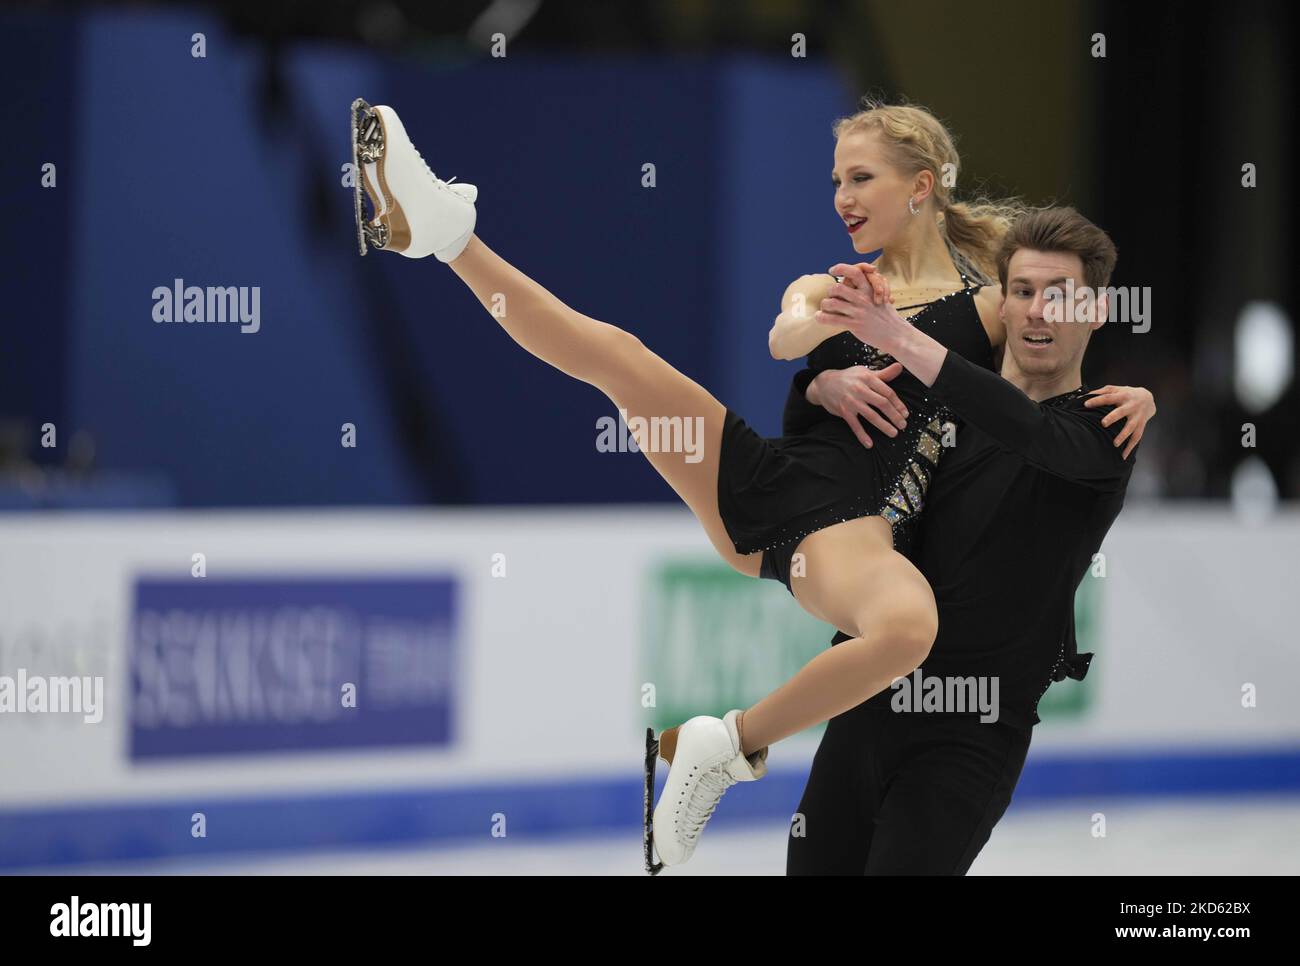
[1043,384,1088,405]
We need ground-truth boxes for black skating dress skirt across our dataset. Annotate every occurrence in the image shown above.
[716,274,996,592]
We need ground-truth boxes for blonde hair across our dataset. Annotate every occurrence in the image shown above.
[832,97,1028,284]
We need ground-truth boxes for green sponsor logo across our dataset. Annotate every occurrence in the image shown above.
[641,560,831,731]
[641,558,1102,730]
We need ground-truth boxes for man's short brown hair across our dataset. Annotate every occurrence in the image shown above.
[996,206,1118,292]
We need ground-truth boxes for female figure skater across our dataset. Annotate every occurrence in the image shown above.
[347,97,1153,871]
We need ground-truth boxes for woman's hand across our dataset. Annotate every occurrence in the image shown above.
[1083,385,1156,459]
[815,262,904,350]
[806,363,909,449]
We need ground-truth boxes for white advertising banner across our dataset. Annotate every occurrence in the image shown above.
[1,507,1297,811]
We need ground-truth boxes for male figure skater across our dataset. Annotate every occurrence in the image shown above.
[782,206,1142,874]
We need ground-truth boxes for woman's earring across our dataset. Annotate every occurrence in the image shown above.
[908,197,920,216]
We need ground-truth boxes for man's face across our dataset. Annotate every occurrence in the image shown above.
[1000,249,1106,378]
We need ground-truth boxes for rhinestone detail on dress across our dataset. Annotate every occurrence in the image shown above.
[745,277,977,555]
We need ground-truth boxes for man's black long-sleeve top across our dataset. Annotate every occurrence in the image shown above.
[783,351,1135,731]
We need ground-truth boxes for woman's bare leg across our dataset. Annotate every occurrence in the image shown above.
[735,516,939,754]
[444,235,938,748]
[446,234,761,577]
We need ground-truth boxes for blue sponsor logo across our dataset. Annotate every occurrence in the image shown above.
[129,577,457,759]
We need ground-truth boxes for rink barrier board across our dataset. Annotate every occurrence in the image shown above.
[2,745,1299,870]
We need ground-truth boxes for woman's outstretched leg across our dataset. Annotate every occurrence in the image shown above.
[448,237,936,751]
[350,100,758,575]
[447,234,761,577]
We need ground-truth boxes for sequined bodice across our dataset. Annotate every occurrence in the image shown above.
[806,279,991,378]
[798,277,995,541]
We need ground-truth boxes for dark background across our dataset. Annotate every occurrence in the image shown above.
[1,0,1293,509]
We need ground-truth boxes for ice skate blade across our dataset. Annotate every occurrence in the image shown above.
[350,98,373,255]
[644,727,664,875]
[349,97,408,255]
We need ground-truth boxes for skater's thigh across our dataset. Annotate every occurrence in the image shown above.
[790,516,937,642]
[787,710,879,875]
[588,314,760,578]
[865,721,1030,875]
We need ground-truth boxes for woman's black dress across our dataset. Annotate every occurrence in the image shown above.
[716,273,996,584]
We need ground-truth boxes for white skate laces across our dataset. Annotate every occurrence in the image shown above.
[349,97,478,261]
[411,141,469,200]
[675,766,739,852]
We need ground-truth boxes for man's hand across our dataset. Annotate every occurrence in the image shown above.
[806,363,909,449]
[1084,385,1156,459]
[816,262,904,349]
[818,261,949,387]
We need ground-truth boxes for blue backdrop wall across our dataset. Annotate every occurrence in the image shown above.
[1,9,859,508]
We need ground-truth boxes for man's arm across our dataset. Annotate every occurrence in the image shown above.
[819,269,1132,489]
[781,367,824,437]
[919,350,1132,490]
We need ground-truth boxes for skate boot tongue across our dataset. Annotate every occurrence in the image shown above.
[445,180,478,204]
[722,708,768,779]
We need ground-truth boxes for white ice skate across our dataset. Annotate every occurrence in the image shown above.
[644,710,768,873]
[350,98,478,261]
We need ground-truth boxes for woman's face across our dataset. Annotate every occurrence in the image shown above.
[831,130,921,255]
